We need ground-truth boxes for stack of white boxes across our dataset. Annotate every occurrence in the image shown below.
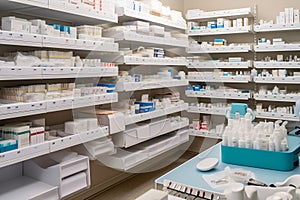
[276,8,299,24]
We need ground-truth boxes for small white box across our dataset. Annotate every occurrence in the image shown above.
[2,16,31,33]
[149,25,165,36]
[289,8,294,24]
[285,8,290,24]
[232,20,237,27]
[30,25,39,34]
[237,18,243,27]
[294,9,300,23]
[244,18,249,26]
[224,20,231,28]
[280,11,285,24]
[217,18,224,26]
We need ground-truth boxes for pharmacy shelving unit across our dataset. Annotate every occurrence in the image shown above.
[0,1,121,198]
[253,20,300,122]
[185,7,256,138]
[97,5,190,171]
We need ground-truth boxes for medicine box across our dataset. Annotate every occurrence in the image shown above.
[221,135,300,171]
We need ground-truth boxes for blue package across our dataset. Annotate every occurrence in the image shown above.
[210,24,217,29]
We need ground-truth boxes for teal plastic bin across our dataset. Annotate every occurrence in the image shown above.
[221,136,300,171]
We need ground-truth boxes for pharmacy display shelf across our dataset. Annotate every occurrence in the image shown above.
[116,79,188,92]
[254,111,299,122]
[108,55,187,66]
[185,90,251,100]
[188,75,251,83]
[187,45,252,54]
[0,0,118,25]
[0,30,118,52]
[0,93,118,120]
[254,76,300,84]
[100,130,189,171]
[0,176,59,199]
[0,67,118,80]
[188,61,251,69]
[188,26,252,36]
[189,129,222,140]
[125,103,189,125]
[254,23,300,32]
[49,126,109,152]
[116,7,187,30]
[253,61,300,69]
[186,7,253,21]
[106,31,188,48]
[112,118,189,148]
[188,106,226,116]
[254,44,300,52]
[0,127,108,169]
[254,94,299,102]
[0,142,49,169]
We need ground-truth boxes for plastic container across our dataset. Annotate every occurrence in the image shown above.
[221,135,300,171]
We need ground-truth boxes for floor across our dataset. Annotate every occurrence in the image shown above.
[88,151,198,200]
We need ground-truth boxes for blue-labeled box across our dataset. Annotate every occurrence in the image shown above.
[221,135,300,171]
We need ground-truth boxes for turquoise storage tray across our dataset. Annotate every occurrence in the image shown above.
[221,135,300,171]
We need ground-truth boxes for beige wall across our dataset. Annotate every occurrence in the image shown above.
[161,0,184,12]
[184,0,300,21]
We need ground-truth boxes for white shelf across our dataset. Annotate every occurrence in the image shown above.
[188,75,251,83]
[112,118,189,148]
[116,7,187,30]
[0,176,59,200]
[0,67,118,80]
[0,142,49,169]
[0,30,118,52]
[254,111,299,122]
[188,45,252,54]
[186,90,250,100]
[0,93,118,120]
[114,55,187,66]
[49,126,109,152]
[253,61,300,69]
[100,130,189,171]
[254,44,300,52]
[189,129,222,139]
[254,76,300,84]
[186,7,253,21]
[125,103,188,125]
[105,31,188,48]
[254,23,300,32]
[188,26,252,36]
[188,106,226,116]
[188,61,251,69]
[116,79,188,92]
[0,0,117,25]
[254,94,300,102]
[0,127,108,169]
